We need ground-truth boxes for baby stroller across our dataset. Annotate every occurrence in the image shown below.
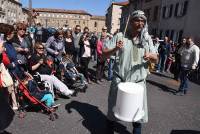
[60,55,87,92]
[12,72,59,121]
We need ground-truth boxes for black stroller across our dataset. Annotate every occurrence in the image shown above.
[60,55,87,92]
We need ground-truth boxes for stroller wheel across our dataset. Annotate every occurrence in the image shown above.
[54,113,59,119]
[49,113,55,121]
[81,85,87,93]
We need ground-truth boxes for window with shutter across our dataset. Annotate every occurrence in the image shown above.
[153,6,159,21]
[162,6,166,18]
[182,1,188,16]
[174,3,179,17]
[169,4,173,18]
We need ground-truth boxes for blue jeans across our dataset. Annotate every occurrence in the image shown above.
[157,55,167,72]
[108,59,115,80]
[133,122,142,134]
[179,67,190,92]
[41,94,54,107]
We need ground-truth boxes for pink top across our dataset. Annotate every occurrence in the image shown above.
[97,40,103,57]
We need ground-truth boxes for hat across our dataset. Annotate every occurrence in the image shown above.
[102,26,107,30]
[131,10,147,21]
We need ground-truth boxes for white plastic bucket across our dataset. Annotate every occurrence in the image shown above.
[114,82,144,122]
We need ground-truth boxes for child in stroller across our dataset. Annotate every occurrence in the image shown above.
[61,56,87,92]
[16,72,60,108]
[13,72,60,120]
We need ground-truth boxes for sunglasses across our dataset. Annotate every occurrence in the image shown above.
[19,28,26,31]
[37,47,44,50]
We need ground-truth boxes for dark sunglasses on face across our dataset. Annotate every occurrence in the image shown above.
[19,28,26,31]
[37,47,44,50]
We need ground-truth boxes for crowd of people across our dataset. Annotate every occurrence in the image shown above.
[152,36,199,95]
[0,9,200,134]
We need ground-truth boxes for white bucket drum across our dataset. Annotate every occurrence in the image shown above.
[114,82,144,122]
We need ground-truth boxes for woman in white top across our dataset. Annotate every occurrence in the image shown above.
[79,32,92,83]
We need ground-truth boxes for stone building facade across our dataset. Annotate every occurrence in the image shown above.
[0,0,27,24]
[34,8,105,33]
[106,1,129,34]
[128,0,200,44]
[89,16,106,32]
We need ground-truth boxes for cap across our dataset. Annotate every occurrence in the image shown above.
[102,26,107,30]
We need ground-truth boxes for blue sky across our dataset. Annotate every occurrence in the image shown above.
[20,0,126,16]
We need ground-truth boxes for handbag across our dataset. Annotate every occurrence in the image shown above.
[0,63,13,87]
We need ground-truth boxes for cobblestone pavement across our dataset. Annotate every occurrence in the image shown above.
[6,67,200,134]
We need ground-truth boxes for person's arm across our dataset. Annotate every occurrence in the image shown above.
[46,37,56,55]
[102,41,123,58]
[144,37,158,63]
[31,59,43,71]
[192,46,200,69]
[96,41,102,55]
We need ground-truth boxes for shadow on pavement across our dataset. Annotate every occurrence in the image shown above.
[147,80,177,94]
[0,131,12,134]
[151,72,173,79]
[170,130,200,134]
[65,101,130,134]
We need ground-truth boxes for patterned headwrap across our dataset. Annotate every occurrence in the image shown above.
[130,10,149,44]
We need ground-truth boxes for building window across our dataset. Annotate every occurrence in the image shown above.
[94,22,97,27]
[153,6,159,21]
[162,4,173,19]
[162,6,166,18]
[83,21,85,25]
[169,4,173,18]
[74,21,76,24]
[174,1,188,17]
[144,8,151,21]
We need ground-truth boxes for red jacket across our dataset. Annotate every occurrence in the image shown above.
[2,52,11,67]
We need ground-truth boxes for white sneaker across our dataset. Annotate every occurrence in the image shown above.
[52,103,61,108]
[63,90,74,96]
[12,106,18,110]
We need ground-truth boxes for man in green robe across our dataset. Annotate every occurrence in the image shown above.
[103,10,158,134]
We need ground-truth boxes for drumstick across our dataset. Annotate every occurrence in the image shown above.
[123,3,132,36]
[123,13,130,36]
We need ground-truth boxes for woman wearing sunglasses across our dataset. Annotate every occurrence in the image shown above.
[29,43,74,98]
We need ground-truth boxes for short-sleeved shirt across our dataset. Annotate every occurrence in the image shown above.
[106,32,156,123]
[104,33,156,82]
[29,54,52,75]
